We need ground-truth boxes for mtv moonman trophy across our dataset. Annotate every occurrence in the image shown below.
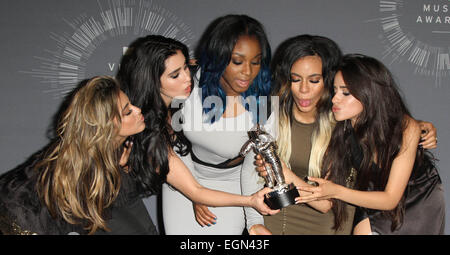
[240,124,299,210]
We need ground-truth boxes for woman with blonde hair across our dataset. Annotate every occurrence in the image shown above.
[260,34,354,234]
[255,35,437,234]
[0,76,149,234]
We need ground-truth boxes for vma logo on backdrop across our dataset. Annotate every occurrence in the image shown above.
[371,0,450,86]
[24,0,194,98]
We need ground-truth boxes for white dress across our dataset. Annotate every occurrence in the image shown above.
[162,82,274,234]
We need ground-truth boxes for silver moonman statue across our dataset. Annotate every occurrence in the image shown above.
[240,124,299,209]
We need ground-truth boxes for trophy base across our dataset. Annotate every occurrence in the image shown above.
[264,183,299,210]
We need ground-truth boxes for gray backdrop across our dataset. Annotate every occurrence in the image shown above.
[1,0,449,234]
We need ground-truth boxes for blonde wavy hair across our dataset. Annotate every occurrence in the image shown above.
[36,76,123,234]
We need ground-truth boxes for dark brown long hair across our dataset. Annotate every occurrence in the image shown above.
[117,35,191,197]
[323,54,411,231]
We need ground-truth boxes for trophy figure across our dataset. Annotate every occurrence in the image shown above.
[240,124,299,210]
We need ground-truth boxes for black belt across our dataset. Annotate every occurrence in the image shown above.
[190,150,244,169]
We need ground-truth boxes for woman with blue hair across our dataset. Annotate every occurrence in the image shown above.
[162,14,276,235]
[116,34,278,235]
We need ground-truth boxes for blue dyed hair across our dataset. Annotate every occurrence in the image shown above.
[194,14,272,124]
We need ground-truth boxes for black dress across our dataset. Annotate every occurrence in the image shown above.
[350,130,446,234]
[0,149,158,235]
[95,170,158,235]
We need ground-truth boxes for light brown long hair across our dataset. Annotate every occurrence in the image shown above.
[36,76,123,234]
[271,35,341,179]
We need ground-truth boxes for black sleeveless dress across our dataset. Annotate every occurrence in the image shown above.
[0,149,158,235]
[350,131,445,234]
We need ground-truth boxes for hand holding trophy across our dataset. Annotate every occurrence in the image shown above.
[240,124,299,209]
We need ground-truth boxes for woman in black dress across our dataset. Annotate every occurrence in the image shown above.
[297,54,445,234]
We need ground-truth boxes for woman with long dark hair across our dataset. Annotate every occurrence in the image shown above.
[297,54,445,234]
[117,35,192,197]
[116,34,278,235]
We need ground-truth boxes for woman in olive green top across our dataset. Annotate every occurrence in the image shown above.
[260,35,354,234]
[264,119,355,234]
[258,35,437,234]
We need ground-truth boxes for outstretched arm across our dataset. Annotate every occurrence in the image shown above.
[297,117,421,211]
[165,149,279,215]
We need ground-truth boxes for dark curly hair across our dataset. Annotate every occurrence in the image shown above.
[116,35,191,196]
